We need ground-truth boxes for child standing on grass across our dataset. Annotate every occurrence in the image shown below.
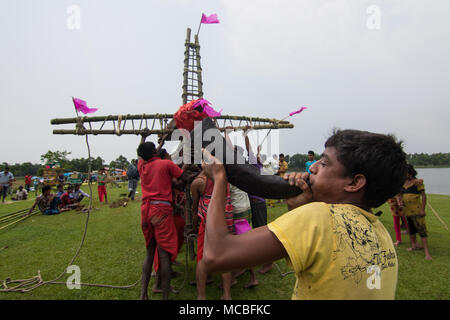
[387,194,409,247]
[191,171,235,300]
[398,164,432,260]
[97,168,108,204]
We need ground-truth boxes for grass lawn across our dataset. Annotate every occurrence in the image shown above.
[0,183,449,300]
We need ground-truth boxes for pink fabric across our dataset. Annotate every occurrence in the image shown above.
[173,98,221,132]
[289,106,307,117]
[192,99,222,117]
[72,97,98,114]
[393,216,409,242]
[234,219,251,235]
[201,13,220,24]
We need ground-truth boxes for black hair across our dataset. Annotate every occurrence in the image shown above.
[4,166,9,170]
[324,129,407,208]
[406,164,417,179]
[42,185,51,194]
[279,153,285,158]
[137,142,156,161]
[57,184,64,189]
[67,184,74,190]
[308,150,315,156]
[160,148,169,159]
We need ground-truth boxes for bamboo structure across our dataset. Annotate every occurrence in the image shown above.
[49,28,296,264]
[50,114,293,136]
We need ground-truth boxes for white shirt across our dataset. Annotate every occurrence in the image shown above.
[16,189,28,200]
[70,189,90,199]
[229,184,251,214]
[0,171,14,187]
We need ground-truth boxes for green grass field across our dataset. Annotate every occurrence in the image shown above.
[0,183,449,300]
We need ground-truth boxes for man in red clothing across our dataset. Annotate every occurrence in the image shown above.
[137,141,196,300]
[24,175,32,192]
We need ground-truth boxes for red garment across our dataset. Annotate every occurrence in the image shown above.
[196,177,235,262]
[59,192,72,208]
[197,178,234,234]
[97,185,107,202]
[138,157,183,203]
[25,175,32,185]
[173,99,209,132]
[197,219,206,262]
[153,190,186,272]
[141,202,178,263]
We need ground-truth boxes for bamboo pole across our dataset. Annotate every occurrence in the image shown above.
[52,124,294,135]
[50,114,291,125]
[194,34,203,99]
[182,28,192,105]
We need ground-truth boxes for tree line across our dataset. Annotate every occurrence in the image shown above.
[1,150,133,177]
[2,151,449,177]
[286,152,450,171]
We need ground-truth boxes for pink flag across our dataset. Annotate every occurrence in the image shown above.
[192,98,222,117]
[289,106,307,117]
[201,13,220,24]
[72,97,98,114]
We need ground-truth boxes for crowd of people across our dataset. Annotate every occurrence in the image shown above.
[28,183,91,215]
[0,127,434,300]
[135,128,434,300]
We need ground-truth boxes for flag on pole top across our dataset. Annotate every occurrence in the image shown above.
[72,97,98,114]
[201,13,220,24]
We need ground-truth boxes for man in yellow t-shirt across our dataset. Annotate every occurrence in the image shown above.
[199,129,407,300]
[277,153,288,178]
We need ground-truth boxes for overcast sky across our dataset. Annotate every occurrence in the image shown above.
[1,0,449,166]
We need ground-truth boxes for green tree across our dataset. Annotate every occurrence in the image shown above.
[91,156,105,171]
[114,155,129,169]
[40,150,72,168]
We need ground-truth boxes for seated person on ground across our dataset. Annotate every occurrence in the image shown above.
[70,184,90,203]
[60,185,81,210]
[12,185,28,201]
[28,185,70,215]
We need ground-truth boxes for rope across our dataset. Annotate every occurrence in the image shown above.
[0,128,140,294]
[427,202,449,231]
[273,262,294,277]
[170,233,197,295]
[116,115,122,135]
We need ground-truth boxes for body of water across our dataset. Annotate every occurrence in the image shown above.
[416,168,450,196]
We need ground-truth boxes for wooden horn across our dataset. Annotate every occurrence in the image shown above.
[189,118,302,199]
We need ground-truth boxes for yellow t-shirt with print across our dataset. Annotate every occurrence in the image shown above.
[268,202,398,300]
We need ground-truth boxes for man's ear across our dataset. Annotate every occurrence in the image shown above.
[344,174,366,193]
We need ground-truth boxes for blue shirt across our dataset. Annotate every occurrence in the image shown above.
[305,160,316,174]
